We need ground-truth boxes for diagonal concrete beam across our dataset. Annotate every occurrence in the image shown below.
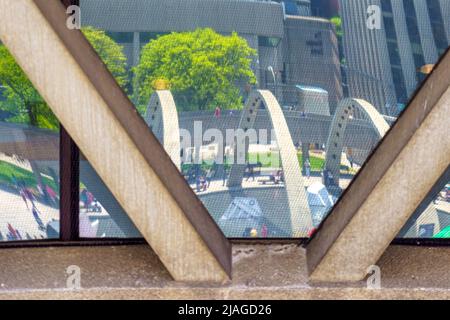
[307,49,450,282]
[0,0,231,282]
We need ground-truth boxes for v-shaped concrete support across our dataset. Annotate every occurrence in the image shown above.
[0,0,231,282]
[307,49,450,282]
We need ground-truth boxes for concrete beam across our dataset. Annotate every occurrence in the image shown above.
[0,0,231,282]
[307,49,450,282]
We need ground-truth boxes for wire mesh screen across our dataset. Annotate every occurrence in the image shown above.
[0,46,60,241]
[398,168,450,240]
[75,0,450,239]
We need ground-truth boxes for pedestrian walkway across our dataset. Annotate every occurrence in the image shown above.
[0,188,58,241]
[191,173,353,195]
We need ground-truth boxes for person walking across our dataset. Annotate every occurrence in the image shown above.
[80,189,89,211]
[24,188,35,208]
[246,163,255,182]
[261,225,268,238]
[222,167,228,187]
[304,158,311,179]
[46,185,57,206]
[196,175,202,193]
[214,106,221,119]
[206,169,214,188]
[20,188,29,210]
[32,205,45,231]
[7,223,17,240]
[11,175,18,189]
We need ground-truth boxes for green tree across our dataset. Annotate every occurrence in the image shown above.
[0,45,51,128]
[134,28,257,112]
[82,27,129,90]
[330,16,345,65]
[0,27,129,130]
[330,16,343,39]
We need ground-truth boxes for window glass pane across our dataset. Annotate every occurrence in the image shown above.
[399,172,450,239]
[79,0,450,238]
[0,44,60,241]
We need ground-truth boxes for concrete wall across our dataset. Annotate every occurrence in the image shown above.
[439,0,450,43]
[281,16,343,113]
[339,0,397,115]
[80,0,285,37]
[80,0,344,110]
[339,0,450,115]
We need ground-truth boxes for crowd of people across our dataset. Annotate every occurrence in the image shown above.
[80,188,102,213]
[242,224,269,238]
[11,175,58,209]
[0,175,55,241]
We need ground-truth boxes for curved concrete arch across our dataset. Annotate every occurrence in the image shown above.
[145,90,181,170]
[325,98,390,187]
[227,90,312,237]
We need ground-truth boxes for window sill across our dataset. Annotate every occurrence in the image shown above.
[0,244,449,299]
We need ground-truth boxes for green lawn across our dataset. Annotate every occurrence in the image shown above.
[433,226,450,238]
[248,152,324,171]
[0,160,58,191]
[182,152,352,174]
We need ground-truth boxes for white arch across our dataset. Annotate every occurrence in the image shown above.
[227,90,312,237]
[145,90,181,170]
[325,98,390,186]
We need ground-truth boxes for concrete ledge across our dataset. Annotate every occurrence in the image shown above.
[1,244,450,299]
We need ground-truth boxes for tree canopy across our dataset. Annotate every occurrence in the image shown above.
[134,28,257,112]
[82,27,129,90]
[0,27,129,130]
[330,16,343,39]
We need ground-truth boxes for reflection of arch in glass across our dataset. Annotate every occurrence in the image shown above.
[325,98,390,186]
[227,90,312,237]
[145,90,181,170]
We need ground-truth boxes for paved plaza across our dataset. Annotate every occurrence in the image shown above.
[0,188,59,241]
[190,173,353,195]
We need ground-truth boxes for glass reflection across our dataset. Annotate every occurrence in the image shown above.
[79,0,450,238]
[399,178,450,239]
[0,45,60,241]
[79,158,141,238]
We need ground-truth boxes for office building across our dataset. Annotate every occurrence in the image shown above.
[339,0,450,115]
[80,0,342,110]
